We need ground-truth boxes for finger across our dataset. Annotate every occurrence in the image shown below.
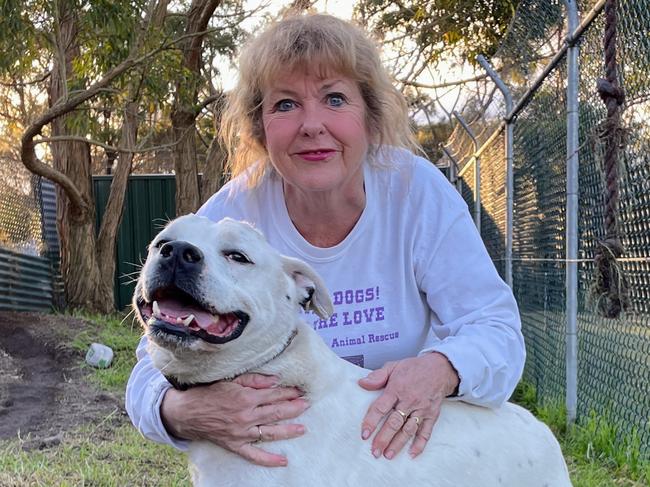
[361,392,397,441]
[233,373,280,389]
[253,386,304,406]
[383,415,420,460]
[409,414,438,458]
[237,442,288,467]
[250,423,306,442]
[255,398,310,424]
[358,362,396,390]
[370,409,406,458]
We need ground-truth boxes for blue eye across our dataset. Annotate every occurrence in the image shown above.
[276,99,296,111]
[327,93,346,107]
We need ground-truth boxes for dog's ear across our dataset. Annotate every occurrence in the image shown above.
[281,256,334,319]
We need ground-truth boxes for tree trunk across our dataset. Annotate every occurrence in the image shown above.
[200,93,227,204]
[49,1,113,313]
[172,0,221,216]
[200,133,226,204]
[20,0,170,313]
[96,101,138,295]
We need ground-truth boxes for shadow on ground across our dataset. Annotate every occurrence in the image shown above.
[0,312,123,448]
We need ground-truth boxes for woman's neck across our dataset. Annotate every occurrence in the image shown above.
[283,177,366,248]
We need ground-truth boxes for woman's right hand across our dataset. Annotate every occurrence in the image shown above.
[160,373,309,467]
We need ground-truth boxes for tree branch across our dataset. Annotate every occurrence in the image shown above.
[194,92,225,117]
[34,135,180,154]
[0,71,51,87]
[400,72,490,90]
[20,24,210,210]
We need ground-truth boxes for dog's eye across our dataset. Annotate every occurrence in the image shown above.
[153,239,169,250]
[224,251,253,264]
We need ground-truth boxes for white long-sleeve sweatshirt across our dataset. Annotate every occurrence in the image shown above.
[125,148,525,450]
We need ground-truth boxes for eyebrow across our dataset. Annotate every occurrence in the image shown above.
[267,79,347,98]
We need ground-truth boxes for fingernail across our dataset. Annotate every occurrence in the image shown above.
[373,448,381,458]
[385,450,395,460]
[409,449,417,459]
[297,425,306,434]
[362,429,370,440]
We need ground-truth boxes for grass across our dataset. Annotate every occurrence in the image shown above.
[1,311,649,485]
[0,422,190,486]
[511,382,650,486]
[69,309,144,392]
[0,310,191,486]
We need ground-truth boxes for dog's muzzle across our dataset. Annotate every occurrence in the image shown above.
[135,240,250,345]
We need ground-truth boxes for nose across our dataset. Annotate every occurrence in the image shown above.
[300,103,326,137]
[159,241,204,271]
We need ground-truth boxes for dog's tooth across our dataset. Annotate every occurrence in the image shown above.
[153,301,161,318]
[182,314,195,327]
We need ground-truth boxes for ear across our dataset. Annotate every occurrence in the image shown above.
[281,256,334,319]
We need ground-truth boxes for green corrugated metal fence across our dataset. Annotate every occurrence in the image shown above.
[0,247,53,312]
[94,174,176,310]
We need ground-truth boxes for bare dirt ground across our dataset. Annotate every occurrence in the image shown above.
[0,311,124,449]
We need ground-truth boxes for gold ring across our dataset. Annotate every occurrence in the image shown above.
[257,425,263,442]
[412,416,420,425]
[395,409,408,421]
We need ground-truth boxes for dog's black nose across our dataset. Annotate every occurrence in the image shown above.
[159,241,204,268]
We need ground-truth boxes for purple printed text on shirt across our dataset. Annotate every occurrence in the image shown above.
[309,286,384,330]
[332,286,379,305]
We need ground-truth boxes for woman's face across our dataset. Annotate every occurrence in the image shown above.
[261,70,369,195]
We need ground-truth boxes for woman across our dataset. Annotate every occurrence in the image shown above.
[126,13,525,468]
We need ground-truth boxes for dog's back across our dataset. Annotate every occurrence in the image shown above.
[187,325,570,487]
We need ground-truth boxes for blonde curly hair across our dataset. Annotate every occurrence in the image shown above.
[220,13,418,187]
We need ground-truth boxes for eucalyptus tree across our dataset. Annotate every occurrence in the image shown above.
[0,0,246,312]
[354,0,520,144]
[355,0,520,81]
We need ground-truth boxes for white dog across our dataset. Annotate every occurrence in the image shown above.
[133,215,571,487]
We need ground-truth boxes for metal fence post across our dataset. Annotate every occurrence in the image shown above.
[565,0,580,425]
[477,55,514,289]
[453,111,480,234]
[440,145,462,193]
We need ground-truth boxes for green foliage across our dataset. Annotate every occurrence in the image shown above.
[512,381,650,485]
[357,0,521,65]
[0,0,48,75]
[0,0,247,160]
[414,120,452,162]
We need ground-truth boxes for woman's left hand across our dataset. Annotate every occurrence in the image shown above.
[358,352,459,460]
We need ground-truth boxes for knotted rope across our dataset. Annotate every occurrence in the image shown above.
[594,0,629,318]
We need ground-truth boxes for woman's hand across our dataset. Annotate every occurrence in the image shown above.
[161,373,309,467]
[358,352,459,460]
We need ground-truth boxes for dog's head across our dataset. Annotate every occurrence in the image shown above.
[133,215,333,384]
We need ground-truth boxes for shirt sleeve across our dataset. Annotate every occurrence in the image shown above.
[125,336,190,451]
[416,208,526,408]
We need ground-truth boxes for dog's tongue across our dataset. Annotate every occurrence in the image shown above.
[156,299,236,336]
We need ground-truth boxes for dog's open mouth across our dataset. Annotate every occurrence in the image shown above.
[137,287,249,344]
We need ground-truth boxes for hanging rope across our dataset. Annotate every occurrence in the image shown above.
[594,0,629,318]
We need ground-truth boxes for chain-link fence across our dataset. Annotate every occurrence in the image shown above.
[441,0,650,455]
[0,159,59,311]
[0,172,45,256]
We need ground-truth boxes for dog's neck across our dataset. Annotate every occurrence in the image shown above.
[164,329,300,391]
[248,324,352,399]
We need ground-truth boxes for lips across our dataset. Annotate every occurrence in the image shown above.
[294,149,337,161]
[136,286,249,345]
